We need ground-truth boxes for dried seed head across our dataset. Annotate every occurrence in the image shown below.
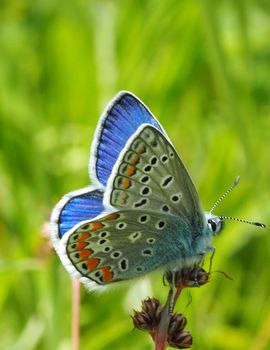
[194,267,209,286]
[167,313,192,348]
[166,265,209,288]
[132,297,162,332]
[168,313,187,334]
[132,298,193,349]
[168,330,193,349]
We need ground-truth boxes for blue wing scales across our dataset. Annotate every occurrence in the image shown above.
[51,187,105,241]
[90,92,168,187]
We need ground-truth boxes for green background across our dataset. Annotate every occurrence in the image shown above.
[0,0,269,349]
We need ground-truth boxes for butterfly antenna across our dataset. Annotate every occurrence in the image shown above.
[219,215,266,228]
[210,176,241,214]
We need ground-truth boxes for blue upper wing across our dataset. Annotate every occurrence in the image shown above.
[89,91,167,187]
[51,187,105,239]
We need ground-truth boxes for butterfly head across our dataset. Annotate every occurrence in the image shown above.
[207,176,265,236]
[206,213,225,236]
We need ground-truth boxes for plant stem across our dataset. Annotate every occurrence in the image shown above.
[173,286,183,306]
[155,289,173,350]
[72,279,81,350]
[154,285,184,350]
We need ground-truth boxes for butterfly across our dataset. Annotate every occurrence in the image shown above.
[50,91,265,290]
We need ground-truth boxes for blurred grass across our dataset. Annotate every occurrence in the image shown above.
[0,0,270,349]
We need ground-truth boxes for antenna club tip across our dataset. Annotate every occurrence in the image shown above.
[219,216,266,228]
[235,176,241,184]
[254,222,266,228]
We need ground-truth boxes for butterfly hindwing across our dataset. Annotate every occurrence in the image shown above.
[61,209,194,287]
[104,125,205,235]
[90,92,168,187]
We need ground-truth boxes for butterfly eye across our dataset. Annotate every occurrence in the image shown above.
[208,219,217,233]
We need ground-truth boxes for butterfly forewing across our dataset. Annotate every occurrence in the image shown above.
[90,92,167,187]
[64,209,193,285]
[105,125,205,233]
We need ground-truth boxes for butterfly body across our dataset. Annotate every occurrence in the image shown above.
[51,91,223,291]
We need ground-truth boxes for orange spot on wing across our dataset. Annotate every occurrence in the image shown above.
[87,258,100,271]
[125,165,136,176]
[80,249,93,259]
[78,232,91,241]
[105,213,119,221]
[130,155,139,165]
[138,145,146,153]
[101,266,114,282]
[122,178,131,189]
[90,222,105,231]
[76,241,88,250]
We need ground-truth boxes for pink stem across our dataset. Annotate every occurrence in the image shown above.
[154,285,184,350]
[155,289,173,350]
[173,286,183,306]
[72,279,81,350]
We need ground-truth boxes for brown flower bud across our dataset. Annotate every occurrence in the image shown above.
[166,265,209,288]
[168,313,187,334]
[132,297,193,348]
[132,298,162,332]
[168,329,193,349]
[194,266,209,286]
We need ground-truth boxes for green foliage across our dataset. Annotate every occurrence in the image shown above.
[0,0,269,349]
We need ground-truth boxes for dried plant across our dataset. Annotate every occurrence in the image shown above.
[132,265,209,349]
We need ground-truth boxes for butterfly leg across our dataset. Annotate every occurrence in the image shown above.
[184,291,193,312]
[198,251,206,267]
[162,273,167,287]
[169,271,176,315]
[208,246,216,274]
[163,270,179,314]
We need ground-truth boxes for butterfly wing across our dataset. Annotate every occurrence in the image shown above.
[52,94,207,290]
[52,91,167,252]
[59,209,193,289]
[90,91,169,187]
[51,186,106,251]
[104,125,206,238]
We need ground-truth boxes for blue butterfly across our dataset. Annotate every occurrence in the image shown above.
[51,91,265,290]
